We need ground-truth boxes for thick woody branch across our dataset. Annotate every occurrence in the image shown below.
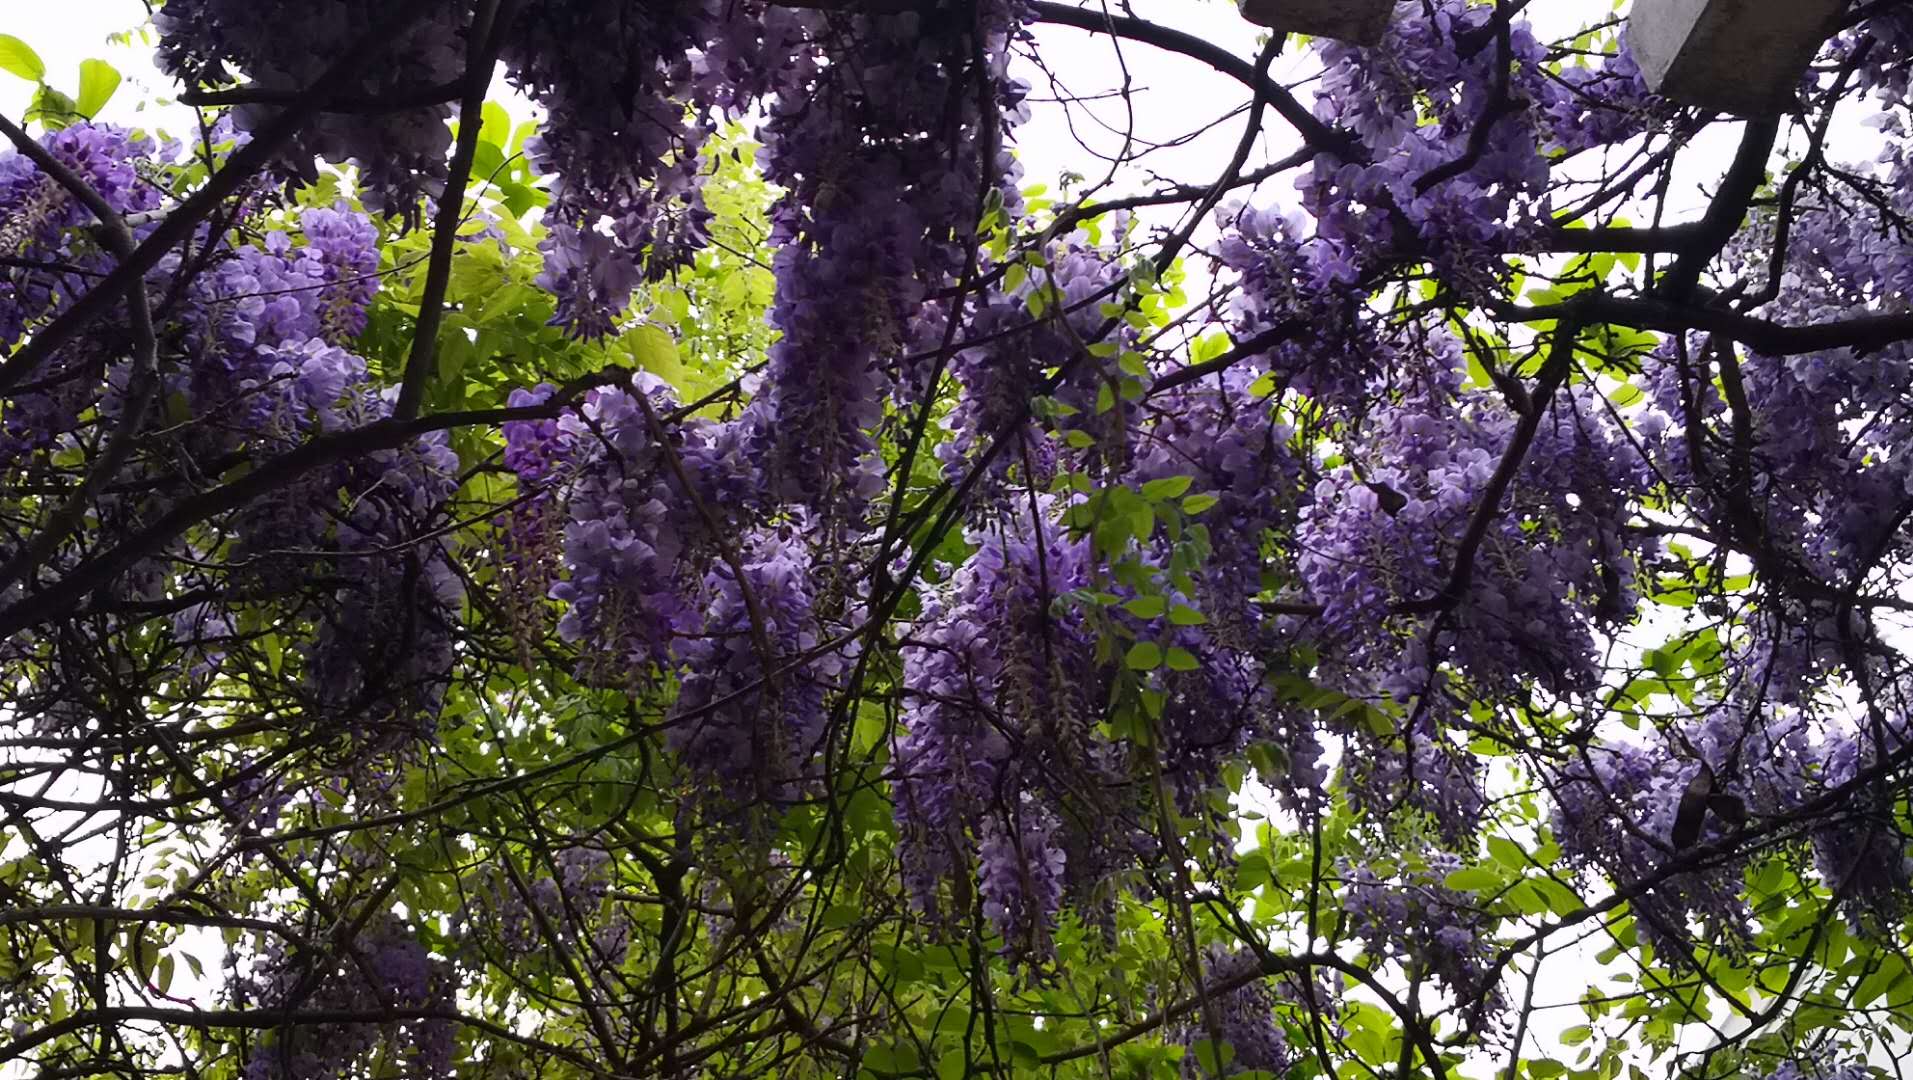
[394,0,510,420]
[1504,291,1913,356]
[1026,0,1362,160]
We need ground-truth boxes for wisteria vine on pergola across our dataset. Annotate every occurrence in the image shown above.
[1,1,1912,1078]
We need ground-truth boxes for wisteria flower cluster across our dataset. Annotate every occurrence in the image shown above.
[0,121,465,753]
[228,915,458,1079]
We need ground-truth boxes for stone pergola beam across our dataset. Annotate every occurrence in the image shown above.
[1237,0,1393,46]
[1629,0,1847,115]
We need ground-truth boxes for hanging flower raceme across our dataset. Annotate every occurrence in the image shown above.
[1214,202,1386,410]
[154,0,468,215]
[894,503,1100,955]
[1303,0,1569,291]
[932,222,1129,492]
[227,915,459,1080]
[1294,340,1651,709]
[502,0,737,336]
[0,124,464,757]
[1171,948,1299,1079]
[1128,365,1301,626]
[745,0,1028,519]
[670,527,851,808]
[1340,850,1503,1030]
[0,124,164,462]
[506,377,717,681]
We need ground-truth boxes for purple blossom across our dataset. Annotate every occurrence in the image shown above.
[228,915,457,1079]
[1341,850,1503,1028]
[670,528,847,807]
[977,795,1067,960]
[1172,948,1296,1078]
[154,0,465,214]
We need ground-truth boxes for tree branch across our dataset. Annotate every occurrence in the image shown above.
[1027,1,1362,160]
[394,0,509,420]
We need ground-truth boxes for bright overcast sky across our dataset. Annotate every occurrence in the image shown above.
[1,0,1751,251]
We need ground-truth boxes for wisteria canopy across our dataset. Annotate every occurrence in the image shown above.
[2,0,1912,1077]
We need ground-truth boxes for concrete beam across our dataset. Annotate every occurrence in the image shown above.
[1237,0,1393,46]
[1629,0,1846,115]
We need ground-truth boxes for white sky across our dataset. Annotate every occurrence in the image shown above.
[0,3,176,127]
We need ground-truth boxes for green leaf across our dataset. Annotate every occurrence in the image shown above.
[1605,381,1643,408]
[1442,867,1502,893]
[0,35,45,82]
[819,902,862,930]
[1487,835,1528,871]
[1529,877,1584,916]
[499,181,538,218]
[1125,641,1163,670]
[1190,331,1232,364]
[863,1042,921,1073]
[1464,349,1493,390]
[1123,596,1166,619]
[1236,850,1272,891]
[470,139,506,187]
[1129,504,1155,541]
[1140,475,1192,502]
[1165,646,1199,672]
[1855,959,1908,1006]
[1191,1039,1234,1076]
[25,85,80,131]
[479,101,512,148]
[1181,493,1219,515]
[619,323,689,389]
[75,59,121,118]
[1168,604,1207,626]
[852,706,886,755]
[1359,706,1395,738]
[1248,742,1289,781]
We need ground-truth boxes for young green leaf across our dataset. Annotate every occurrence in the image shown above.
[0,34,45,82]
[1181,493,1219,515]
[1140,475,1191,501]
[1125,641,1163,670]
[75,59,121,118]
